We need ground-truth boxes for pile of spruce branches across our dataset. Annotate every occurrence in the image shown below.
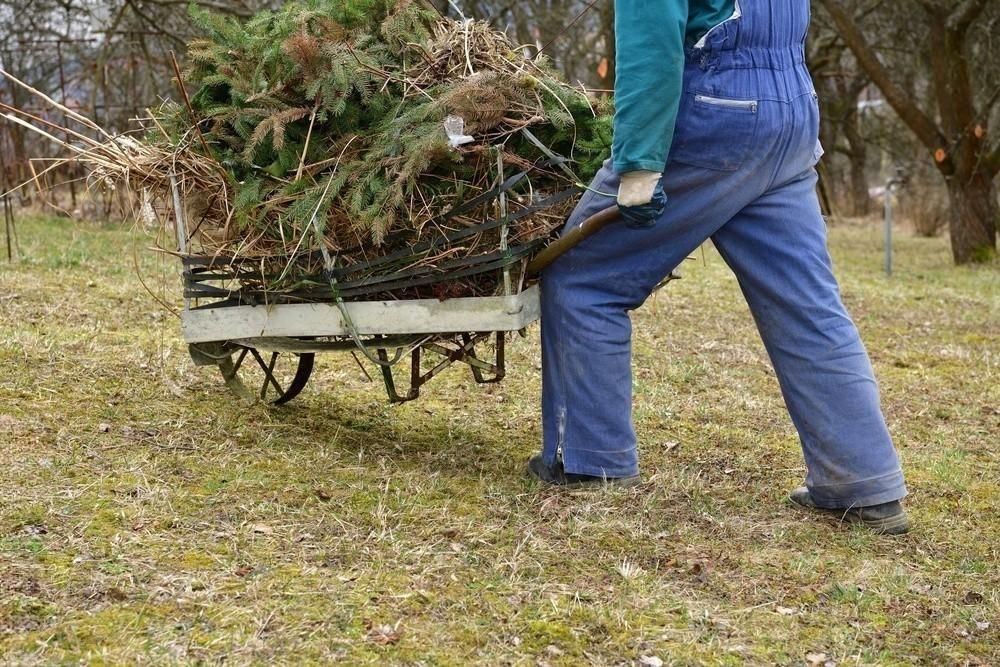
[6,0,614,302]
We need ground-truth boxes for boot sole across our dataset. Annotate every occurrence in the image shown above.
[790,498,910,535]
[831,507,910,535]
[557,475,642,491]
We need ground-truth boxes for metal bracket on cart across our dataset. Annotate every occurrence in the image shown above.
[376,332,505,403]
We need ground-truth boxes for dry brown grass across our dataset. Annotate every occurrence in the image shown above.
[0,215,998,665]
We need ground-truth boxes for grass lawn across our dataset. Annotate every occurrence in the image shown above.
[1,215,997,665]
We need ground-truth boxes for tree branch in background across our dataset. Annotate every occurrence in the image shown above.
[817,0,948,162]
[125,0,188,46]
[948,0,992,34]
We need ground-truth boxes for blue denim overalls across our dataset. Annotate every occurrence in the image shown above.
[539,0,907,507]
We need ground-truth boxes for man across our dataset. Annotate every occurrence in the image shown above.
[527,0,910,534]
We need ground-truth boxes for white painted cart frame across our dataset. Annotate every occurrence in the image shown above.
[170,176,542,404]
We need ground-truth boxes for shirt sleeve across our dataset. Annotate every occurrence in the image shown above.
[612,0,689,174]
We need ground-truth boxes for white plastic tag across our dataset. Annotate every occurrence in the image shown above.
[444,115,474,148]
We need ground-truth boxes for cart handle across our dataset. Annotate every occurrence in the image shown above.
[525,206,621,278]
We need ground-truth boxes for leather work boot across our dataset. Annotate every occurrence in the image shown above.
[527,455,641,490]
[789,486,910,535]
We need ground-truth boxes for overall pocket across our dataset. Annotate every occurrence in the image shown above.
[668,93,759,171]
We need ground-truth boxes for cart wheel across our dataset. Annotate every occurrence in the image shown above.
[217,347,314,405]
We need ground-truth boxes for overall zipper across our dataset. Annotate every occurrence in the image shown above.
[693,0,743,50]
[694,94,758,113]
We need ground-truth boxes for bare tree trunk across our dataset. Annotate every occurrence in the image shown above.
[946,171,999,264]
[847,152,869,216]
[841,105,869,216]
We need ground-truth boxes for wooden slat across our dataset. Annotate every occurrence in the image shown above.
[181,286,540,344]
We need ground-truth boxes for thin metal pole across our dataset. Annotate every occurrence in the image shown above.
[883,168,906,277]
[884,185,893,277]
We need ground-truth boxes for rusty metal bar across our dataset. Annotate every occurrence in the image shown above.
[373,332,505,403]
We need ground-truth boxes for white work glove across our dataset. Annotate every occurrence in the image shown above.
[617,170,666,228]
[618,170,662,206]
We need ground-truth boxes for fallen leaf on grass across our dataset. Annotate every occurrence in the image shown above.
[235,565,254,577]
[315,489,332,501]
[687,560,710,582]
[964,591,985,604]
[366,624,401,645]
[639,656,663,667]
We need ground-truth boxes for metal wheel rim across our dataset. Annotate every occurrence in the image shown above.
[217,347,314,405]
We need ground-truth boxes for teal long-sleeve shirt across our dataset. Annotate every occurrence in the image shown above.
[612,0,736,174]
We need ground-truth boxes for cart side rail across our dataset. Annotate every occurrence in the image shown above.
[181,286,541,344]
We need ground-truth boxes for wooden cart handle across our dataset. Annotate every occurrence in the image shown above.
[525,205,621,278]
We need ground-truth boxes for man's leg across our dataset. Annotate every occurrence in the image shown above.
[540,160,762,478]
[710,169,907,508]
